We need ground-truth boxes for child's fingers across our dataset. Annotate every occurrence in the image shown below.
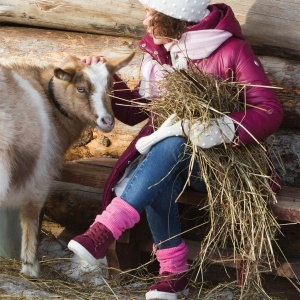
[81,56,107,65]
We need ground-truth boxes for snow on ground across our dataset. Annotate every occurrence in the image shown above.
[0,235,236,299]
[0,235,148,299]
[0,275,60,299]
[39,236,109,285]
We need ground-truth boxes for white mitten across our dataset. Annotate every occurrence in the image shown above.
[189,116,235,149]
[135,114,189,154]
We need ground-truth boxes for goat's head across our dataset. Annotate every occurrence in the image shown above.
[52,52,135,133]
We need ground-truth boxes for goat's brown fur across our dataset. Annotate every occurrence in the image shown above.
[0,52,134,277]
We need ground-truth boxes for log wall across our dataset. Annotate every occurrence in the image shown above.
[0,0,299,59]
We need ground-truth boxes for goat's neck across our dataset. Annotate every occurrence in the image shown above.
[48,77,71,119]
[40,69,86,151]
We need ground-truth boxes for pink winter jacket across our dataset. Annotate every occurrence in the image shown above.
[101,3,283,209]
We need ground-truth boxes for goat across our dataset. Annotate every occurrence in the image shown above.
[0,52,134,278]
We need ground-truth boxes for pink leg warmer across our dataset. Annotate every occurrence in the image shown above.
[94,197,140,240]
[155,241,189,274]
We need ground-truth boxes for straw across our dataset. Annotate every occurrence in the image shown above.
[136,64,283,298]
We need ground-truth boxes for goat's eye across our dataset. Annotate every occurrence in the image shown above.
[77,87,86,93]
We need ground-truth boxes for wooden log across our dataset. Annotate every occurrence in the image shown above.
[272,129,300,187]
[275,222,300,263]
[210,0,300,60]
[57,157,117,189]
[45,181,103,230]
[274,261,300,280]
[270,186,300,223]
[183,186,300,223]
[183,186,300,224]
[0,25,141,85]
[0,0,145,38]
[259,56,300,130]
[0,0,299,59]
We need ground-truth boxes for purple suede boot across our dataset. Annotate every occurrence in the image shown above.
[68,197,140,265]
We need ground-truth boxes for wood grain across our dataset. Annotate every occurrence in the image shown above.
[1,0,299,59]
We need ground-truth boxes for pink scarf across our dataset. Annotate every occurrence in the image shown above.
[139,29,232,98]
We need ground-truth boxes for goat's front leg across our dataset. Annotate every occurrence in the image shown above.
[0,152,12,203]
[19,201,43,278]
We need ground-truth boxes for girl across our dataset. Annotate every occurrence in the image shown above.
[68,1,283,299]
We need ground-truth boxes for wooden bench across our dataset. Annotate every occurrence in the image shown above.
[45,157,300,280]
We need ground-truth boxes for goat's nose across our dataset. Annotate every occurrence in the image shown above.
[102,115,114,129]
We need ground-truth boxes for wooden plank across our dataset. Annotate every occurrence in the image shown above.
[76,157,118,168]
[271,205,300,223]
[106,241,123,280]
[275,261,300,279]
[59,159,116,189]
[271,186,300,223]
[277,186,300,198]
[188,241,300,281]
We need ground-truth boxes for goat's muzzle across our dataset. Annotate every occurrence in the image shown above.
[97,114,114,133]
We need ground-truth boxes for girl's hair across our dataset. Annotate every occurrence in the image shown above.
[150,11,193,40]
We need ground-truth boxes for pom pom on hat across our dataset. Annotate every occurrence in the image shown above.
[138,0,210,23]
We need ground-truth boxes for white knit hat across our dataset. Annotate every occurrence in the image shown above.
[138,0,210,23]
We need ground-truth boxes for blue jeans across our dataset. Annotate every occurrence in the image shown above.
[120,136,206,249]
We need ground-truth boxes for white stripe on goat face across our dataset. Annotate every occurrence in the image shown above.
[84,62,114,133]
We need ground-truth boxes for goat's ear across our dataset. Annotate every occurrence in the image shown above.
[106,51,135,74]
[54,68,74,82]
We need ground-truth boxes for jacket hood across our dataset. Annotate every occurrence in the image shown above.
[188,3,244,40]
[139,4,244,57]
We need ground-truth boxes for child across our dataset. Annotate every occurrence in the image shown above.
[68,1,283,299]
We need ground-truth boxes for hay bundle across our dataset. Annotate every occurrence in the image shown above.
[142,66,281,297]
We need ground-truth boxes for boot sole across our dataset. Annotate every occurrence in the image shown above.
[145,288,189,300]
[68,240,98,266]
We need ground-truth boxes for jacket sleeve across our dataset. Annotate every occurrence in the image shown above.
[111,74,150,126]
[228,42,283,145]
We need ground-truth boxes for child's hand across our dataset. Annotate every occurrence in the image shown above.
[189,116,235,149]
[81,56,107,65]
[135,114,189,154]
[135,114,236,154]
